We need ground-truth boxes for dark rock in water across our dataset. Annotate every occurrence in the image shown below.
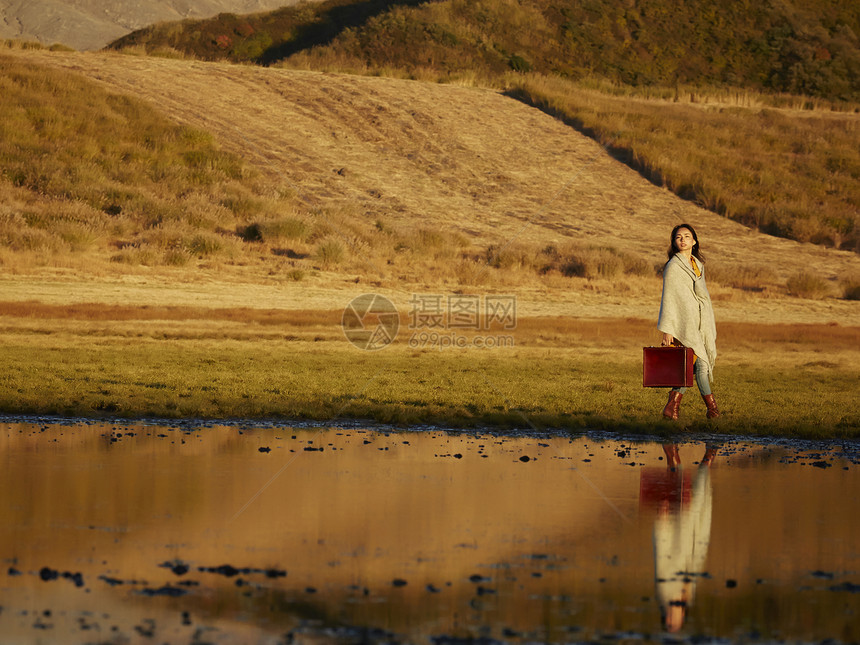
[160,561,189,576]
[476,586,496,595]
[811,460,831,468]
[392,578,408,587]
[134,620,156,637]
[469,574,490,583]
[63,571,84,587]
[258,446,271,453]
[39,567,59,581]
[426,584,441,593]
[98,575,124,586]
[305,587,317,593]
[812,570,835,579]
[7,567,21,576]
[199,564,240,577]
[264,568,287,578]
[453,453,463,459]
[138,585,186,597]
[432,635,502,645]
[726,579,738,588]
[519,455,530,462]
[181,611,192,626]
[829,581,860,593]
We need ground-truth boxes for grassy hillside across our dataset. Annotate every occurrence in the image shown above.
[0,49,662,286]
[3,47,860,299]
[110,0,860,101]
[104,0,860,253]
[511,76,860,251]
[0,53,304,270]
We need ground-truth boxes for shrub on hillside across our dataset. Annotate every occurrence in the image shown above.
[559,246,624,279]
[315,238,345,267]
[254,217,311,243]
[706,262,779,291]
[786,271,832,299]
[841,274,860,300]
[187,233,224,256]
[485,243,536,271]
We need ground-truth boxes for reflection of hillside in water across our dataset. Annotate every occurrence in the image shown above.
[0,423,858,642]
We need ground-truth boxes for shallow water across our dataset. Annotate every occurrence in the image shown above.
[0,420,858,644]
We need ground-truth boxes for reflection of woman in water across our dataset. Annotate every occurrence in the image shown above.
[652,444,717,633]
[657,224,720,420]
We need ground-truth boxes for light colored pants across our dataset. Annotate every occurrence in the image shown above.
[671,358,711,396]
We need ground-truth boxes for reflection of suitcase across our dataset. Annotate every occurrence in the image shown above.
[639,467,691,509]
[643,346,695,387]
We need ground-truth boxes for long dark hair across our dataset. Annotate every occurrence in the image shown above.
[666,223,704,262]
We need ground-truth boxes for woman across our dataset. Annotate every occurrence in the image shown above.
[657,224,720,420]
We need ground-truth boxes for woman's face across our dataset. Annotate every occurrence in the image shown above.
[674,228,695,254]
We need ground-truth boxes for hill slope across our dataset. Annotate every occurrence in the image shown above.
[110,0,860,102]
[104,0,860,253]
[0,0,301,51]
[9,48,859,292]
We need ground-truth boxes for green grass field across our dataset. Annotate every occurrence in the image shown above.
[2,309,856,438]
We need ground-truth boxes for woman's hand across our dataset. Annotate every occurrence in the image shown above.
[661,333,674,347]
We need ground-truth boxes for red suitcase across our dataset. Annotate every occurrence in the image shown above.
[643,346,695,387]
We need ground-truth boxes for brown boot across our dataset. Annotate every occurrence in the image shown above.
[662,443,681,469]
[662,391,683,420]
[702,394,721,418]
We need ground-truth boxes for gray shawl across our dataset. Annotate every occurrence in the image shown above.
[657,253,717,381]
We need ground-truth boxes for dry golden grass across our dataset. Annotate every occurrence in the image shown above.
[511,74,860,250]
[0,47,859,340]
[0,301,339,326]
[6,49,857,289]
[3,300,856,353]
